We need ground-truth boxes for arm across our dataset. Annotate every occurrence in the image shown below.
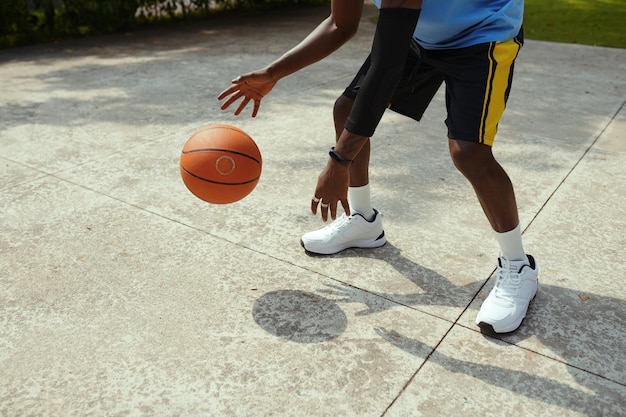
[218,0,364,117]
[337,0,422,160]
[313,0,422,220]
[267,0,364,79]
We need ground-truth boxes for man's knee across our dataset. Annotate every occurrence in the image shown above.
[334,94,354,118]
[448,138,495,176]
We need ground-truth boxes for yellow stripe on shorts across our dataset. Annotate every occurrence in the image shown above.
[479,38,522,146]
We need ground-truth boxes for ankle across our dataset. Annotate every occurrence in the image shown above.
[495,224,526,261]
[348,185,375,221]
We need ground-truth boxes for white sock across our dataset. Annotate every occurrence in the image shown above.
[494,224,526,262]
[348,184,375,220]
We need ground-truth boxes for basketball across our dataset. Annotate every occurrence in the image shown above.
[180,124,262,204]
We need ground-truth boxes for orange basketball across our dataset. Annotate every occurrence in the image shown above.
[180,124,262,204]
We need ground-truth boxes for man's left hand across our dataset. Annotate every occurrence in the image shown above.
[311,159,351,221]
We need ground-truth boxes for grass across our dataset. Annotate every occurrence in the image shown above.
[524,0,626,48]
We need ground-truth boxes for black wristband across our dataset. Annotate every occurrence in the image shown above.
[329,147,353,166]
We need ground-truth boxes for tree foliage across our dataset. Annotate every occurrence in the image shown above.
[0,0,328,48]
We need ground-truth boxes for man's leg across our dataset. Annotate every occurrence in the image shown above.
[448,138,538,334]
[334,95,375,219]
[448,139,518,233]
[430,32,538,334]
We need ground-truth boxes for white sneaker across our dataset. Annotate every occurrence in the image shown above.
[301,209,386,255]
[476,255,539,334]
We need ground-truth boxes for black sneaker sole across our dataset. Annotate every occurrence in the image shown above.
[477,320,524,336]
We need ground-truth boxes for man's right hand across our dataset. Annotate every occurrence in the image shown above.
[217,69,277,117]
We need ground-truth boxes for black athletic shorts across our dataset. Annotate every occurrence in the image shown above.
[343,29,524,146]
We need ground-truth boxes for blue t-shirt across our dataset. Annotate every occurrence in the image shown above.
[371,0,523,50]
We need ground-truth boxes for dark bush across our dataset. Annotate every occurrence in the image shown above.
[0,0,329,48]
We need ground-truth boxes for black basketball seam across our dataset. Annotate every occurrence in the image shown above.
[203,125,247,135]
[181,148,261,164]
[180,165,260,186]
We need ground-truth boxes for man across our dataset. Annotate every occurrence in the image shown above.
[218,0,538,335]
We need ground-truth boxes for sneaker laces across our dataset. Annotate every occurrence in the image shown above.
[322,213,358,232]
[314,214,350,235]
[493,258,523,302]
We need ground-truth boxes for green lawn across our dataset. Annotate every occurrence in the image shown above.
[524,0,626,48]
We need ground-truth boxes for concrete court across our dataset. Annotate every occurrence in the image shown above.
[1,3,625,416]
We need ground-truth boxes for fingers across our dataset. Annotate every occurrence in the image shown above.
[320,203,327,222]
[311,197,320,215]
[219,92,255,117]
[329,201,337,221]
[311,197,347,221]
[320,201,329,222]
[235,96,251,116]
[311,197,330,220]
[340,199,350,217]
[217,77,248,112]
[217,83,240,101]
[219,91,243,111]
[218,82,263,117]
